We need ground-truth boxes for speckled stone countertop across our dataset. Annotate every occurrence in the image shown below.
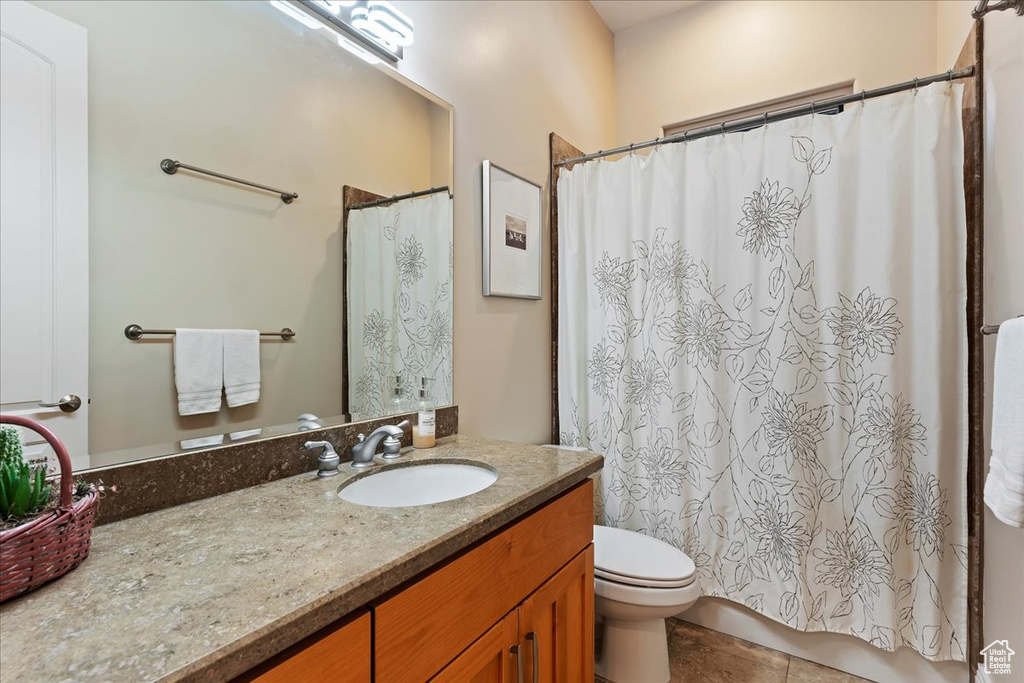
[0,436,602,682]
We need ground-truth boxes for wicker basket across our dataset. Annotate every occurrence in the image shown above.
[0,414,99,603]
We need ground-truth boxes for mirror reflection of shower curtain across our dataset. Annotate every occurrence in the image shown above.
[558,84,968,662]
[348,192,453,420]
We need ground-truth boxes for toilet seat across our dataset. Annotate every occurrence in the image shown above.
[593,525,696,588]
[595,573,702,608]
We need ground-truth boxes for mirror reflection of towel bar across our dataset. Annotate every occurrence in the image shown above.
[124,324,295,340]
[160,158,299,204]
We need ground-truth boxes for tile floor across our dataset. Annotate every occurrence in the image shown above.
[597,618,874,683]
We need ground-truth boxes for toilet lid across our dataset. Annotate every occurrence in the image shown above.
[593,525,696,588]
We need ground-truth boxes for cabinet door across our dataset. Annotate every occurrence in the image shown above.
[375,480,593,682]
[430,610,520,683]
[519,545,594,683]
[236,610,371,683]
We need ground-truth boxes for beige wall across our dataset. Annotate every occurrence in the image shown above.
[936,0,977,70]
[614,0,939,145]
[31,1,448,460]
[390,0,616,443]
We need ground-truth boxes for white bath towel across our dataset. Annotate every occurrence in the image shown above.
[173,329,223,415]
[223,329,261,408]
[984,317,1024,527]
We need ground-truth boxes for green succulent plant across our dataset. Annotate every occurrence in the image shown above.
[0,427,51,519]
[0,426,24,466]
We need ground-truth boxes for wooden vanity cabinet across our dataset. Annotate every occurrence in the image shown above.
[236,609,371,683]
[429,545,595,683]
[374,480,594,682]
[236,480,594,683]
[518,546,595,682]
[430,610,520,683]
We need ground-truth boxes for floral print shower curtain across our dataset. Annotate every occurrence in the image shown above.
[558,84,968,661]
[348,192,453,419]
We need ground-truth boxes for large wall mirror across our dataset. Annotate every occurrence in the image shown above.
[0,0,454,469]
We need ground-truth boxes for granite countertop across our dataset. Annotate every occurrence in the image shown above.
[0,436,602,682]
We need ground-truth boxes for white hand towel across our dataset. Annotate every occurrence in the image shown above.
[224,329,261,408]
[984,317,1024,527]
[173,329,223,416]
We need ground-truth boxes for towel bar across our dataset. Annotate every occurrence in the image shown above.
[160,159,298,204]
[124,325,295,340]
[981,315,1023,335]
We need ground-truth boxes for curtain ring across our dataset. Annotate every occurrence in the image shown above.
[861,90,867,106]
[720,122,726,136]
[628,143,635,157]
[763,112,769,128]
[914,77,919,94]
[811,100,816,117]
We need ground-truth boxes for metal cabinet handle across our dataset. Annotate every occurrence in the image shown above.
[38,394,82,413]
[526,632,539,683]
[510,644,523,683]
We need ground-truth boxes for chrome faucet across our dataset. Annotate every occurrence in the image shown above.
[350,420,410,468]
[303,440,340,477]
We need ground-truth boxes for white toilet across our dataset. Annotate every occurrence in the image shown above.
[594,525,700,683]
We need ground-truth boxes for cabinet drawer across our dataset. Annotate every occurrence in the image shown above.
[374,480,594,683]
[235,610,371,683]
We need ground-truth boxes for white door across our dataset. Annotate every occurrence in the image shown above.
[0,1,89,470]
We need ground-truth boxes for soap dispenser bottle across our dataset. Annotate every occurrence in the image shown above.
[413,377,436,449]
[388,374,406,416]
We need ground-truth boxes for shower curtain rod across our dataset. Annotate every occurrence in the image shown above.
[348,185,450,210]
[972,0,1023,18]
[555,67,975,167]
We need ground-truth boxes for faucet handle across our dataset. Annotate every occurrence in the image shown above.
[303,440,340,478]
[381,421,410,459]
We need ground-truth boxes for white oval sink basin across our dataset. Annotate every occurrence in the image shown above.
[338,462,497,508]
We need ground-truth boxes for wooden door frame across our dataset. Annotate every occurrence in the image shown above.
[956,21,985,681]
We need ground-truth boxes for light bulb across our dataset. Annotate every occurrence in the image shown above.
[367,1,414,46]
[351,5,399,52]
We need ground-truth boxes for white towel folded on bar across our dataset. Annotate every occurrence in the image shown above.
[223,329,261,408]
[174,329,224,415]
[984,317,1024,527]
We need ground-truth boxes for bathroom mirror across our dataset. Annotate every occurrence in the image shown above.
[4,1,453,469]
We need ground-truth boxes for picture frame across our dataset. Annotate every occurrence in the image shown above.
[481,160,542,299]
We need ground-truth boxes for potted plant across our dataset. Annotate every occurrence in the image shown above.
[0,415,99,603]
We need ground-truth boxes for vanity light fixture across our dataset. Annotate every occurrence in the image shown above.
[270,0,413,63]
[314,0,358,13]
[351,5,398,52]
[367,2,414,47]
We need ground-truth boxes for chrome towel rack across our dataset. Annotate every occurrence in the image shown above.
[160,159,299,204]
[124,325,296,340]
[981,315,1023,335]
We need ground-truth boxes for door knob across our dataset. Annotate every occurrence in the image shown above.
[38,394,82,413]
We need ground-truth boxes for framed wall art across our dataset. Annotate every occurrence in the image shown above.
[481,160,542,299]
